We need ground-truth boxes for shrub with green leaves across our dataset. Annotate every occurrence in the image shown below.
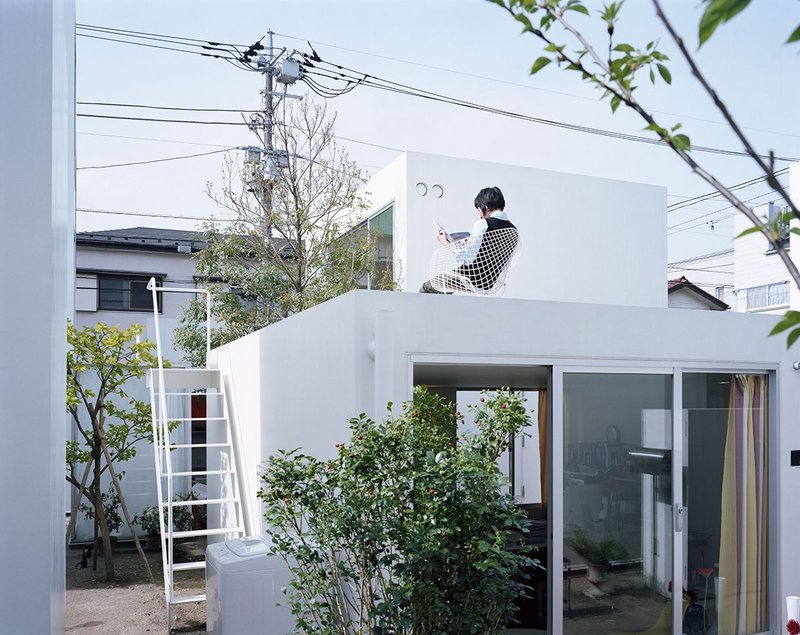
[259,386,537,635]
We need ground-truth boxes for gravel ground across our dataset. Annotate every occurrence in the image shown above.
[66,541,206,634]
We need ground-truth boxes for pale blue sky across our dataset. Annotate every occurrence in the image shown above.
[76,0,800,261]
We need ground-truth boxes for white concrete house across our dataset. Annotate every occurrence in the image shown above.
[202,156,800,634]
[732,162,800,314]
[72,227,206,541]
[211,290,799,635]
[361,151,667,307]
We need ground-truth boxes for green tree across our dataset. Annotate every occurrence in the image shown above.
[489,0,800,345]
[260,387,537,635]
[65,321,160,581]
[174,98,391,367]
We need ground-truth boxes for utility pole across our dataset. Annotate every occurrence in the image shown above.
[262,30,275,221]
[243,31,303,233]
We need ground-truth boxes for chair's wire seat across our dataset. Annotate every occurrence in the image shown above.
[428,227,522,295]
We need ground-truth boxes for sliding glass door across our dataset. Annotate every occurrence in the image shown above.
[555,369,771,635]
[561,372,675,635]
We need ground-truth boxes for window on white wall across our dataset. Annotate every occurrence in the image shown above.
[745,281,789,310]
[354,204,394,290]
[98,275,161,311]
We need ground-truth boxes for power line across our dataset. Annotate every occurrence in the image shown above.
[77,148,233,170]
[76,23,264,72]
[668,248,733,267]
[668,189,782,234]
[76,32,241,62]
[667,168,790,213]
[79,24,800,142]
[273,30,800,141]
[299,59,800,162]
[77,131,232,148]
[77,207,234,222]
[667,265,733,274]
[76,22,252,48]
[76,112,403,153]
[76,131,385,173]
[78,101,259,113]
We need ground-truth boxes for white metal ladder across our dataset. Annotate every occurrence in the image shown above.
[146,277,249,630]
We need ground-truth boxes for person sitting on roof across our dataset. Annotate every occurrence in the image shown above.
[420,186,517,293]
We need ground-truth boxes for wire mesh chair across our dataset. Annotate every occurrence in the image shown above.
[427,227,522,295]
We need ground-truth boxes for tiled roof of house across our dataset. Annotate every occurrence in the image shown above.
[668,276,730,310]
[76,227,208,253]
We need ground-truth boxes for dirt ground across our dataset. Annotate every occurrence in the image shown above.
[66,541,207,634]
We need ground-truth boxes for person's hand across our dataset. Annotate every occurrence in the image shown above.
[436,229,449,246]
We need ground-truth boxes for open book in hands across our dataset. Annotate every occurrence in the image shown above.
[435,221,469,244]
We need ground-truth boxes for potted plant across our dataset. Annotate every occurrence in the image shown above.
[134,506,162,550]
[134,495,196,549]
[566,528,629,588]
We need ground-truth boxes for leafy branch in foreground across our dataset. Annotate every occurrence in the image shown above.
[489,0,800,344]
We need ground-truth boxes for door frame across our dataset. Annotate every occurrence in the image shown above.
[553,363,776,635]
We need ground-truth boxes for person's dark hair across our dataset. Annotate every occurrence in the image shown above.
[474,186,505,213]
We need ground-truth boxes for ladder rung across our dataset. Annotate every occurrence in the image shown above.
[173,527,243,539]
[171,497,238,507]
[168,469,234,477]
[171,561,206,572]
[169,443,229,449]
[160,391,223,396]
[170,593,206,605]
[157,417,227,422]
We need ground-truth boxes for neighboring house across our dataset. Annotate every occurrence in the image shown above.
[360,151,668,307]
[667,276,729,311]
[731,162,800,313]
[72,227,207,541]
[667,248,734,307]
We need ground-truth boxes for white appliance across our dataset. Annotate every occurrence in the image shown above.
[206,536,294,635]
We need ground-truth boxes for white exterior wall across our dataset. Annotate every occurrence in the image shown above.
[212,290,800,627]
[792,163,800,310]
[667,288,719,310]
[0,0,74,631]
[71,246,199,540]
[365,152,667,307]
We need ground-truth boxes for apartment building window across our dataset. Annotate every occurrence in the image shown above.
[765,203,790,253]
[745,281,789,310]
[98,275,161,311]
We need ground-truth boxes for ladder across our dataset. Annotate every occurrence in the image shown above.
[146,278,250,630]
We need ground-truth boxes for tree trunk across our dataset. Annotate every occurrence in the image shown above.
[65,458,94,544]
[101,437,154,582]
[92,438,115,581]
